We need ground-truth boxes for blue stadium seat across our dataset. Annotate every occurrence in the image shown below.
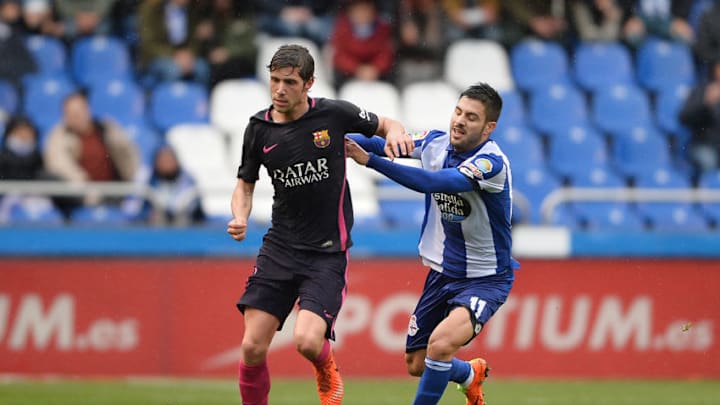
[548,125,608,180]
[698,170,720,225]
[0,79,18,117]
[497,89,525,127]
[634,168,708,231]
[567,163,626,188]
[528,82,588,136]
[70,205,132,225]
[492,123,544,173]
[574,202,645,231]
[1,196,64,225]
[376,178,426,228]
[512,163,562,224]
[611,124,671,180]
[71,36,132,88]
[547,202,582,229]
[636,38,696,92]
[654,83,691,138]
[592,84,652,136]
[24,35,67,75]
[124,122,162,166]
[510,39,569,92]
[89,78,146,127]
[22,74,76,133]
[149,81,209,132]
[573,41,634,92]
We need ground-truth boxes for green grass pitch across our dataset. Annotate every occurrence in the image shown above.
[1,378,718,404]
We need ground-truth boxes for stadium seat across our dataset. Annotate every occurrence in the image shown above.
[633,168,708,231]
[210,79,269,136]
[22,74,76,133]
[510,39,569,92]
[548,124,608,180]
[400,81,458,133]
[575,202,645,231]
[89,78,145,127]
[149,81,209,133]
[124,122,162,167]
[71,36,132,88]
[528,82,588,136]
[346,159,381,224]
[339,79,401,119]
[636,38,696,92]
[255,36,332,88]
[512,163,563,224]
[567,163,626,188]
[573,41,634,92]
[0,196,64,225]
[697,170,720,226]
[610,124,671,180]
[166,124,236,219]
[497,89,525,127]
[70,204,132,225]
[444,39,514,92]
[592,84,652,136]
[492,123,544,173]
[24,35,67,75]
[0,80,18,120]
[654,83,691,138]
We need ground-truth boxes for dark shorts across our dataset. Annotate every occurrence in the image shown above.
[406,269,513,353]
[237,239,348,340]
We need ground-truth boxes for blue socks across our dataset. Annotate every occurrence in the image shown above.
[412,357,473,405]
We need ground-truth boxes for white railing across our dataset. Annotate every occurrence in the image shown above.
[540,187,720,224]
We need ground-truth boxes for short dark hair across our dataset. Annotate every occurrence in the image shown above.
[267,44,315,82]
[460,83,502,123]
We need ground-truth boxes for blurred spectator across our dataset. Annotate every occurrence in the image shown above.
[138,0,210,88]
[253,0,337,47]
[139,144,205,226]
[679,59,720,174]
[570,0,625,42]
[694,0,720,70]
[620,0,694,47]
[0,2,37,88]
[44,91,140,207]
[503,0,570,46]
[55,0,114,39]
[0,116,44,180]
[21,0,64,37]
[330,0,394,89]
[395,0,445,87]
[441,0,507,44]
[197,0,257,88]
[109,0,141,51]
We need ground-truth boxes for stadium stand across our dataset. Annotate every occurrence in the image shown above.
[572,41,635,92]
[528,82,589,136]
[149,81,209,133]
[88,78,145,127]
[510,39,569,92]
[24,35,67,75]
[444,39,514,92]
[70,36,133,88]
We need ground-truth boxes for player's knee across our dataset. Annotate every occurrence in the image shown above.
[405,352,425,377]
[240,340,269,364]
[293,332,323,359]
[426,337,456,359]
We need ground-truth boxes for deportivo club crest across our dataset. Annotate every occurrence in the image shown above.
[313,129,330,148]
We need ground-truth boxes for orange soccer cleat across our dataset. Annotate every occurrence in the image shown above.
[458,358,490,405]
[314,350,344,405]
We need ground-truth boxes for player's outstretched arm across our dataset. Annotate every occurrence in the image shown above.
[227,179,254,241]
[366,153,475,194]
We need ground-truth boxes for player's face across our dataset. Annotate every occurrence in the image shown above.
[269,66,314,121]
[449,96,496,153]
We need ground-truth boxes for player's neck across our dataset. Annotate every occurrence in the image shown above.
[271,99,310,123]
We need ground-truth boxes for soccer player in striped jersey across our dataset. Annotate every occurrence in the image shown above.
[227,44,413,405]
[345,82,519,405]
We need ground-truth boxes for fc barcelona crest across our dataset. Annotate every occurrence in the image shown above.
[313,129,331,148]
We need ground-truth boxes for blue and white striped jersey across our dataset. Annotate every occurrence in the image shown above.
[412,130,516,278]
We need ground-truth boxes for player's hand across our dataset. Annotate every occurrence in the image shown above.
[345,137,370,165]
[384,130,414,160]
[227,217,248,241]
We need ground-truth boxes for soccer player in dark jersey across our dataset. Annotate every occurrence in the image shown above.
[226,44,414,405]
[345,83,518,405]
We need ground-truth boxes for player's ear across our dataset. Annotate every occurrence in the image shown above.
[484,121,497,136]
[304,76,315,91]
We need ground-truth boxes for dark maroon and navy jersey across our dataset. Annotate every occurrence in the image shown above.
[237,97,380,253]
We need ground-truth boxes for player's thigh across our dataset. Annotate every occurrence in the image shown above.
[428,306,475,350]
[243,307,281,346]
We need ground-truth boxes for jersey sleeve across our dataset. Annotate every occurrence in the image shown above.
[457,153,507,193]
[236,121,261,182]
[332,99,381,137]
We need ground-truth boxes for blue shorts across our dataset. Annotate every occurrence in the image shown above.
[406,269,513,353]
